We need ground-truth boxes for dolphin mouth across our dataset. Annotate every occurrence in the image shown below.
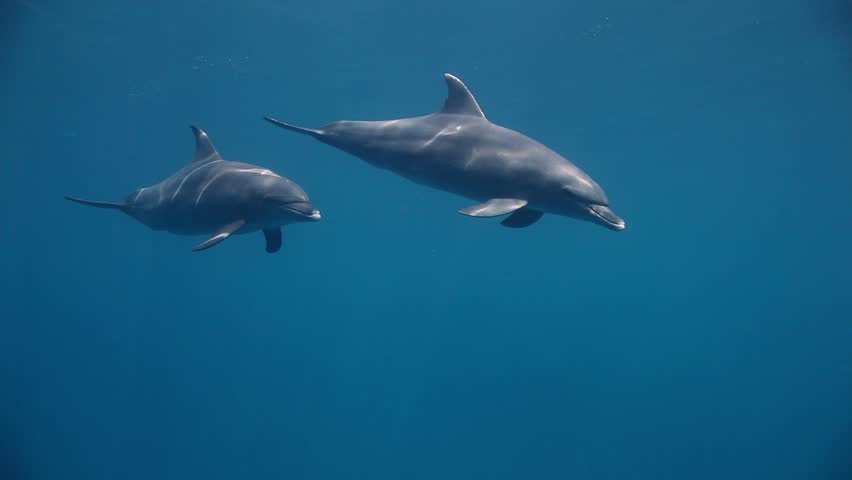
[588,204,625,231]
[283,203,322,221]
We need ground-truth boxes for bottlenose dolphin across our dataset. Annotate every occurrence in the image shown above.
[264,73,624,231]
[66,126,321,253]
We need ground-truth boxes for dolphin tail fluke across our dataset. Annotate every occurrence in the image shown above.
[263,116,323,138]
[65,195,126,210]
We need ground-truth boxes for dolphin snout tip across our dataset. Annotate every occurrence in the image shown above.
[602,218,626,232]
[588,204,625,231]
[308,210,322,221]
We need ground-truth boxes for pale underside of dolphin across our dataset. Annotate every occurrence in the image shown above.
[66,126,321,253]
[264,73,625,231]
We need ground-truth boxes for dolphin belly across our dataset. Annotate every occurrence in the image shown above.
[341,119,553,205]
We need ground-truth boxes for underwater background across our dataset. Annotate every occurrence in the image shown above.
[1,0,851,478]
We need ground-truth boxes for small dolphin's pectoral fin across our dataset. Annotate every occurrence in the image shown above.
[439,74,485,118]
[192,219,246,252]
[65,195,126,210]
[458,198,528,217]
[501,208,544,228]
[263,227,282,253]
[189,125,223,164]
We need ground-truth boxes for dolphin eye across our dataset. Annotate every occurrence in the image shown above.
[562,181,608,206]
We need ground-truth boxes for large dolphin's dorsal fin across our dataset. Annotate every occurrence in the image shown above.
[439,73,485,118]
[189,125,223,164]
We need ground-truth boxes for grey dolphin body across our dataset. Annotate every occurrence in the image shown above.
[66,126,321,253]
[265,74,624,231]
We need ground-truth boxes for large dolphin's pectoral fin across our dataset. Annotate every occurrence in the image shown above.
[458,199,528,217]
[192,219,246,252]
[263,227,282,253]
[440,74,485,118]
[189,125,223,165]
[65,195,126,210]
[501,208,544,228]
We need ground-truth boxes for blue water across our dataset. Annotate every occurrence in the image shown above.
[2,1,851,478]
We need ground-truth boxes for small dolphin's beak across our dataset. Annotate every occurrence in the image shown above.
[284,202,322,221]
[588,204,626,231]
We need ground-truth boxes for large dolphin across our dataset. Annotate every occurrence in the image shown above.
[66,126,321,253]
[264,73,624,231]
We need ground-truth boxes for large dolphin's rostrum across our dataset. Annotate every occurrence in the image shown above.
[265,73,624,231]
[66,126,321,253]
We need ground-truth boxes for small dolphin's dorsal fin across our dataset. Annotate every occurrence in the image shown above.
[439,73,485,118]
[189,125,223,164]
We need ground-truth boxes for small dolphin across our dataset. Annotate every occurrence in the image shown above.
[66,126,321,253]
[264,73,624,231]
